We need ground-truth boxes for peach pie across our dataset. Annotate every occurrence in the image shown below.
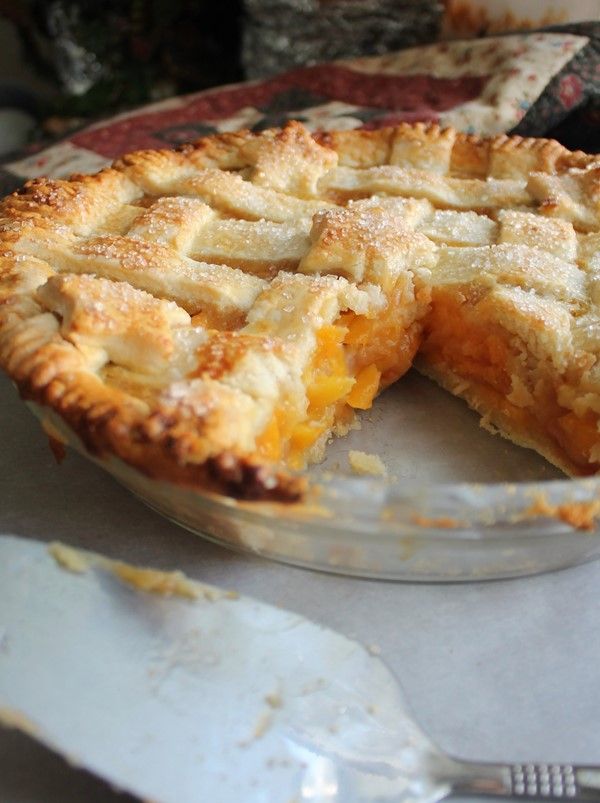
[1,121,599,501]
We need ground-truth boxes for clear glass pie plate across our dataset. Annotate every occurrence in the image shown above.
[30,370,600,581]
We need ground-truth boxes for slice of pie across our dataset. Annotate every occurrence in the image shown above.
[0,121,598,500]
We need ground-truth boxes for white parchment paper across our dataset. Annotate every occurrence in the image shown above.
[2,371,600,802]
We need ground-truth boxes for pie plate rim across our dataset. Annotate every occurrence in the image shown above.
[28,400,600,582]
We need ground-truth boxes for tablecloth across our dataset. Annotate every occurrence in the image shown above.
[2,22,600,196]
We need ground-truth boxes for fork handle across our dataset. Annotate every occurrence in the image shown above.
[441,759,600,800]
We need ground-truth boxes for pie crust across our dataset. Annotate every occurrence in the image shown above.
[1,121,599,501]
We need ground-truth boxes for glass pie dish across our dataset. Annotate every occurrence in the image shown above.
[30,369,600,582]
[3,122,600,583]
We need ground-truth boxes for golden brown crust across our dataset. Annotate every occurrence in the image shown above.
[315,122,597,176]
[1,120,600,499]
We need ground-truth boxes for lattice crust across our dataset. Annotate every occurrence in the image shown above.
[1,121,600,500]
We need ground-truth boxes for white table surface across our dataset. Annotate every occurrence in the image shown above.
[2,370,600,802]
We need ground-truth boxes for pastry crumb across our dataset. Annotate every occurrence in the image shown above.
[111,563,200,600]
[348,450,387,476]
[265,692,283,709]
[238,710,273,747]
[48,542,89,574]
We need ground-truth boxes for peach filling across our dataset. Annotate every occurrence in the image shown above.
[255,323,356,469]
[421,296,512,396]
[553,412,600,474]
[421,290,600,475]
[255,295,422,468]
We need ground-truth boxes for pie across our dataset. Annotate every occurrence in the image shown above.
[0,121,599,502]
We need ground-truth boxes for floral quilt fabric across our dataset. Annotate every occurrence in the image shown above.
[2,24,599,191]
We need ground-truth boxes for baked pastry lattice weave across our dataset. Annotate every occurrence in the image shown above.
[0,121,599,500]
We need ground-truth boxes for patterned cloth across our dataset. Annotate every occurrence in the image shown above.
[513,22,600,150]
[2,24,599,193]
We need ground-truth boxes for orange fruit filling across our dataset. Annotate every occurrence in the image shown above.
[254,408,285,462]
[305,324,355,411]
[251,278,600,476]
[420,291,512,395]
[347,364,381,410]
[255,324,354,468]
[422,289,600,474]
[254,292,423,468]
[340,285,424,387]
[255,284,600,475]
[555,411,600,473]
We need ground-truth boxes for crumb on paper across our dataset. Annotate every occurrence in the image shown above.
[48,542,89,574]
[367,643,381,656]
[253,710,273,739]
[348,450,387,476]
[265,692,283,709]
[238,709,273,747]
